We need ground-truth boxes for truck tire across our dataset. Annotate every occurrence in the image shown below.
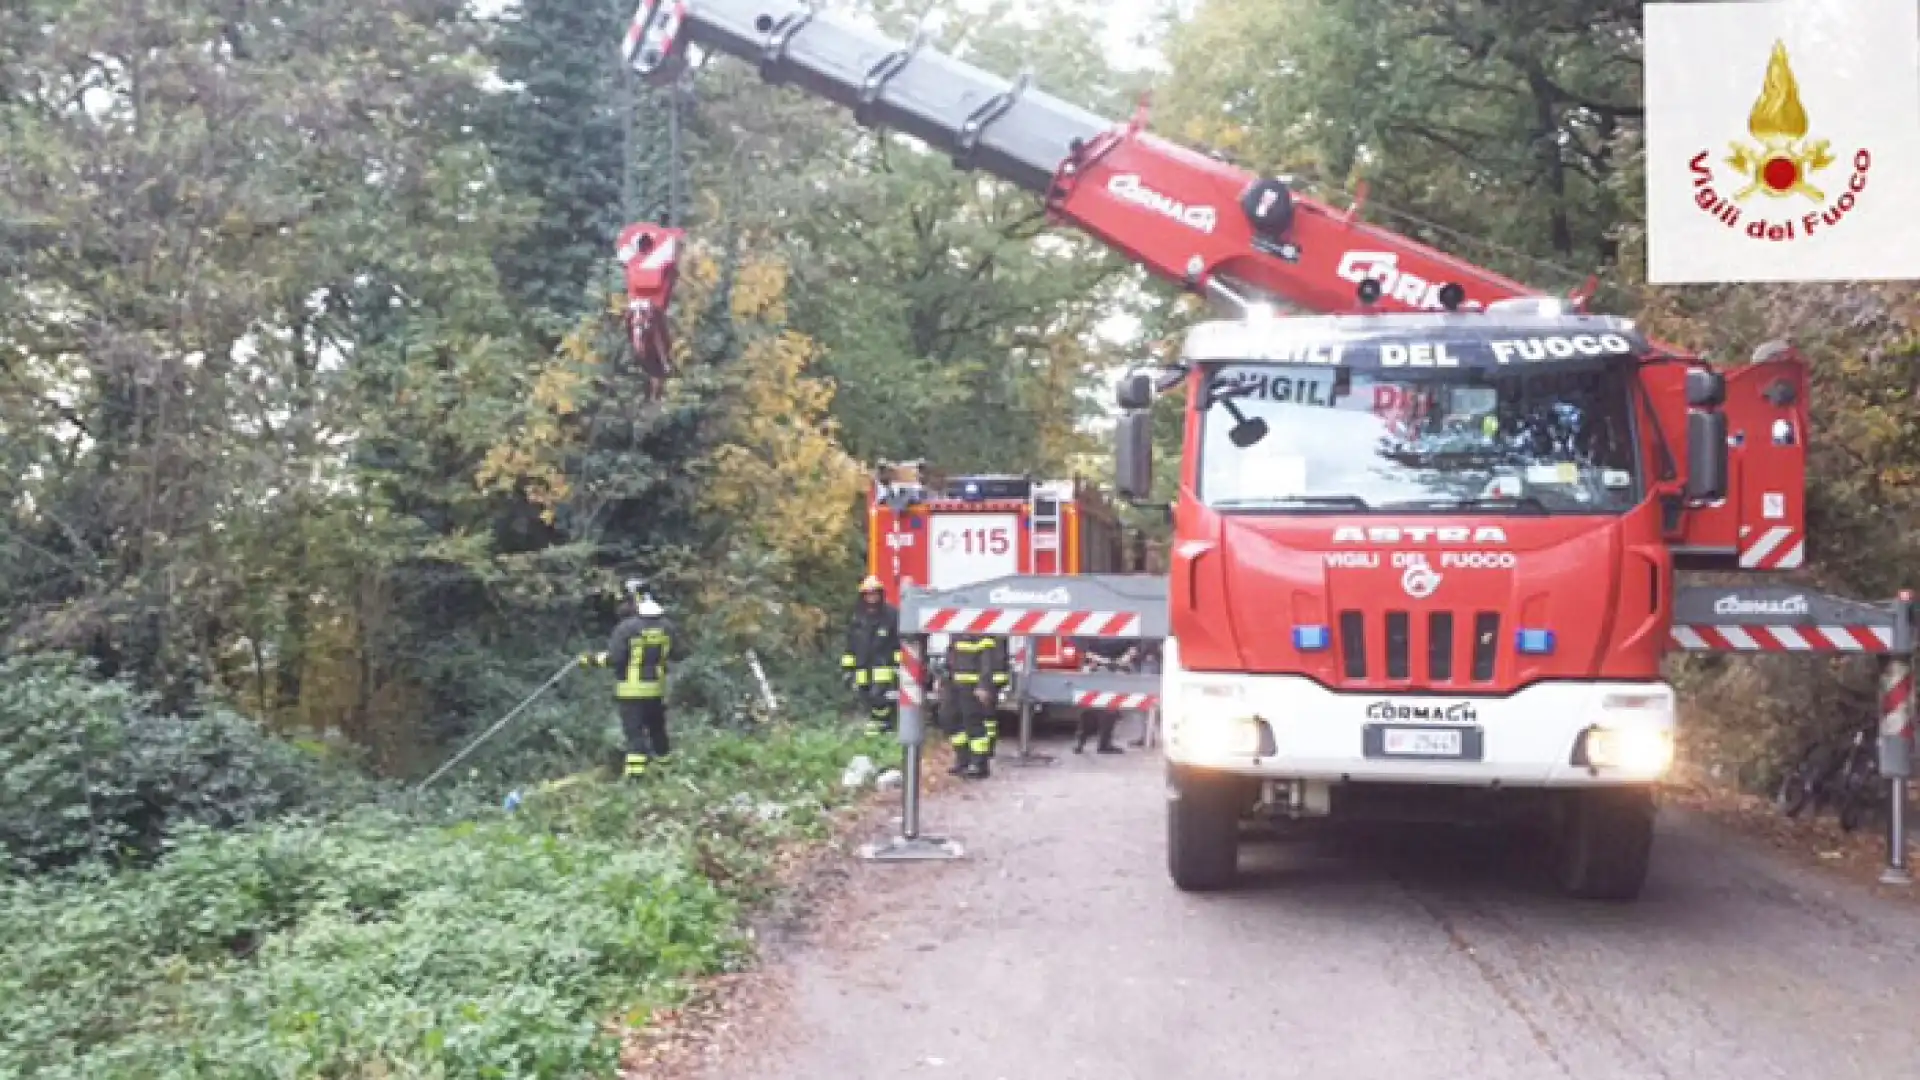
[1554,786,1655,901]
[1167,764,1241,891]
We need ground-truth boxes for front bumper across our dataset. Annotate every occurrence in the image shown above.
[1162,668,1675,787]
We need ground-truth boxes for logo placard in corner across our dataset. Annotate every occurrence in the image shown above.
[1644,0,1920,282]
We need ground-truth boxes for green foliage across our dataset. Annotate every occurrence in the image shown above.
[687,0,1149,479]
[0,720,874,1079]
[1162,0,1640,286]
[0,0,1141,1069]
[0,654,375,873]
[2,0,1143,771]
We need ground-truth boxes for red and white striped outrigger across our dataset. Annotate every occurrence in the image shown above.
[921,608,1142,638]
[1074,691,1157,710]
[1667,586,1905,656]
[1669,623,1892,652]
[899,574,1169,759]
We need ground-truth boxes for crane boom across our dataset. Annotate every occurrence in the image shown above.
[630,0,1111,195]
[614,0,1581,378]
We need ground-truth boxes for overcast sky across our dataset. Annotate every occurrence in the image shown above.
[471,1,1187,70]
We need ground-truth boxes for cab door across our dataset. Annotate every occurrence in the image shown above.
[1643,355,1809,570]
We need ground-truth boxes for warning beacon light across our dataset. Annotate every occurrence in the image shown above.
[1515,628,1557,655]
[1292,625,1331,652]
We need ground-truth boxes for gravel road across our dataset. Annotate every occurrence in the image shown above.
[705,733,1920,1080]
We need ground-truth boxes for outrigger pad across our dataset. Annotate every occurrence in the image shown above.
[859,834,966,861]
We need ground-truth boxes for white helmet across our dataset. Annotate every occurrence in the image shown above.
[636,597,664,617]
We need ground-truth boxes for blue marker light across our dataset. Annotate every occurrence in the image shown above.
[1293,624,1331,651]
[1515,628,1556,655]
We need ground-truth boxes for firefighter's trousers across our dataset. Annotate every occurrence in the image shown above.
[946,683,995,774]
[859,683,898,735]
[1075,708,1120,752]
[618,698,670,778]
[852,664,898,736]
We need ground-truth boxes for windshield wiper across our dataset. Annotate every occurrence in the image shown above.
[1379,496,1550,514]
[1214,494,1372,510]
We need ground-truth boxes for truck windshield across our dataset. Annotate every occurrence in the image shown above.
[1198,362,1641,514]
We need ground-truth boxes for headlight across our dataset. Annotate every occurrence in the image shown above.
[1585,726,1674,775]
[1184,716,1267,758]
[1171,681,1265,757]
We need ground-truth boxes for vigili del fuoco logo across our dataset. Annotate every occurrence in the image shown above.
[1689,39,1872,243]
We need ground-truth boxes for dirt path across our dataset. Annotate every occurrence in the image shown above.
[700,734,1920,1080]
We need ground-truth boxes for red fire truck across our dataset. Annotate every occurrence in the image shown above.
[864,461,1128,705]
[611,0,1916,901]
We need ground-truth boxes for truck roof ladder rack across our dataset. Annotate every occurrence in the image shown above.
[1029,485,1062,576]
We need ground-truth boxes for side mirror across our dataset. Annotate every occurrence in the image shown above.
[1115,370,1154,411]
[1686,409,1729,502]
[1685,367,1726,408]
[1115,410,1154,501]
[1229,415,1269,448]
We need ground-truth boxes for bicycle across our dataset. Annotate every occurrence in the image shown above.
[1774,718,1883,832]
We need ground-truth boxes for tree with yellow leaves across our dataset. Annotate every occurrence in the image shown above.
[689,239,868,655]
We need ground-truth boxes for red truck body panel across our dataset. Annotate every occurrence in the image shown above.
[868,480,1125,672]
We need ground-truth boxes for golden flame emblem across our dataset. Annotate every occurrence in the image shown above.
[1725,40,1834,201]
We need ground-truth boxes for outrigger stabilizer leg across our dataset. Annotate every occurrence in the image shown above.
[1003,643,1056,768]
[860,638,965,861]
[1878,590,1915,887]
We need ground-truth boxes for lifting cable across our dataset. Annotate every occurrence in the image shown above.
[620,60,636,235]
[667,70,687,227]
[619,59,689,232]
[414,658,577,792]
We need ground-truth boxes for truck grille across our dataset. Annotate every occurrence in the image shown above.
[1335,609,1502,685]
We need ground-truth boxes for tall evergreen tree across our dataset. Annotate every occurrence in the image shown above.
[480,0,637,334]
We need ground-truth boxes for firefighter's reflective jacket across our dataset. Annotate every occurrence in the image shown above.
[841,602,901,688]
[947,633,1009,703]
[608,614,675,700]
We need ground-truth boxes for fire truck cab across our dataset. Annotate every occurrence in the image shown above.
[1114,302,1779,900]
[866,461,1132,712]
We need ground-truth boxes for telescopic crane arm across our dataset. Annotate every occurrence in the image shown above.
[613,0,1574,377]
[610,4,1818,587]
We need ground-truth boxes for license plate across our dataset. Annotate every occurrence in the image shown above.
[1381,727,1463,756]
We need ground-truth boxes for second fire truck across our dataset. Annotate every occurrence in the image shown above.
[864,461,1131,719]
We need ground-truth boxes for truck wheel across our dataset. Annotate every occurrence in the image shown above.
[1167,764,1241,891]
[1554,786,1655,901]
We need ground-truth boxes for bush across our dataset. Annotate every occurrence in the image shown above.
[0,654,378,872]
[1674,650,1883,792]
[0,717,880,1078]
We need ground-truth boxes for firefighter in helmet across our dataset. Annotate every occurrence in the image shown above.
[945,630,1006,779]
[840,575,901,735]
[582,587,677,780]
